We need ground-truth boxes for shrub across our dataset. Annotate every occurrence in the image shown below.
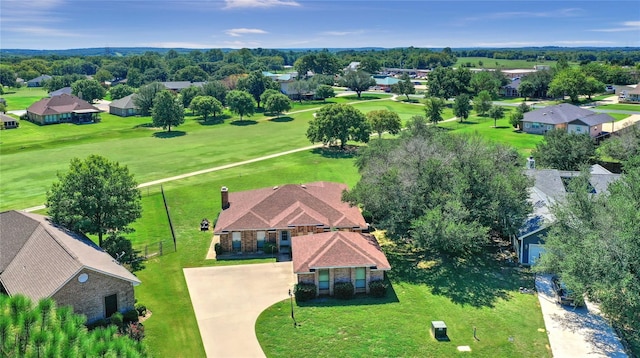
[123,309,139,323]
[135,304,147,317]
[334,282,354,300]
[294,283,316,302]
[86,318,108,330]
[369,280,388,298]
[214,243,223,256]
[110,312,123,330]
[263,242,278,255]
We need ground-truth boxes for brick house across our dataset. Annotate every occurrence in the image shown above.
[109,94,139,117]
[213,182,368,256]
[292,231,391,296]
[0,211,141,322]
[26,94,101,125]
[522,103,614,138]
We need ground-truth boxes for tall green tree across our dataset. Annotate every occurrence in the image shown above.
[358,57,381,74]
[190,95,223,121]
[103,232,145,272]
[179,85,203,110]
[343,130,531,256]
[532,130,596,170]
[548,68,587,102]
[339,70,376,98]
[237,71,279,108]
[391,74,415,100]
[151,90,185,132]
[487,105,505,128]
[424,97,445,125]
[306,103,370,149]
[71,79,106,103]
[473,90,493,116]
[536,159,640,348]
[264,93,291,117]
[110,84,135,100]
[470,70,501,96]
[225,90,256,120]
[259,88,280,106]
[46,155,142,247]
[453,94,471,123]
[517,80,536,100]
[315,84,335,102]
[133,82,165,116]
[201,80,228,105]
[0,65,17,87]
[367,109,402,138]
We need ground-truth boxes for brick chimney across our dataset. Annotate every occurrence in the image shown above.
[221,186,229,210]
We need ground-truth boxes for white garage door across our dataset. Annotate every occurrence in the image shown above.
[529,244,545,265]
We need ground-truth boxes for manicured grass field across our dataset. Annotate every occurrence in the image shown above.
[454,57,557,70]
[1,87,48,111]
[595,103,640,111]
[608,113,631,121]
[438,113,544,155]
[257,248,551,358]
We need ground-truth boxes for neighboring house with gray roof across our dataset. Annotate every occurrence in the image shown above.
[161,81,205,92]
[501,78,521,97]
[619,84,640,103]
[26,75,52,87]
[1,113,18,129]
[292,231,390,297]
[522,103,614,137]
[26,94,101,125]
[0,211,141,322]
[109,94,138,117]
[48,86,72,97]
[512,164,621,265]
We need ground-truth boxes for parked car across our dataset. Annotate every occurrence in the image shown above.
[551,276,583,307]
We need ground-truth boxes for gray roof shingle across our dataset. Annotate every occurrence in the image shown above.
[522,103,614,126]
[0,211,140,301]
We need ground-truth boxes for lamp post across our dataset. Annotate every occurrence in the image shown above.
[288,289,298,328]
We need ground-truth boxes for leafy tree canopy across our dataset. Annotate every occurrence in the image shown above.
[339,70,376,98]
[306,103,370,149]
[190,95,223,121]
[71,79,106,103]
[151,90,185,132]
[46,155,142,247]
[344,129,531,256]
[264,93,291,116]
[532,130,596,170]
[133,82,165,116]
[367,109,402,138]
[225,90,256,120]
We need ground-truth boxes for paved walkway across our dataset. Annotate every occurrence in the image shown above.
[183,262,295,358]
[602,114,640,133]
[535,274,627,358]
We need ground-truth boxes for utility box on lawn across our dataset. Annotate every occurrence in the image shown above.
[431,320,447,340]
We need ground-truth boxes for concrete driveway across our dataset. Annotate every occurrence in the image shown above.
[184,262,296,358]
[535,274,627,358]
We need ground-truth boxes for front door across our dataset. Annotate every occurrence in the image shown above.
[104,294,118,318]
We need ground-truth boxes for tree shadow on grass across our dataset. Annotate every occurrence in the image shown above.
[269,116,293,123]
[230,119,258,126]
[386,248,530,308]
[297,280,400,307]
[133,122,155,129]
[492,126,511,129]
[152,130,186,138]
[197,117,225,126]
[311,146,359,159]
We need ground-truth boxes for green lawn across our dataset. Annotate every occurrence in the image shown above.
[608,113,631,121]
[1,87,48,111]
[595,103,640,112]
[454,57,557,70]
[257,248,551,357]
[438,114,544,155]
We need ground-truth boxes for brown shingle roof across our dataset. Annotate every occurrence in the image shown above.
[213,182,367,232]
[292,231,391,273]
[26,94,100,116]
[0,211,140,301]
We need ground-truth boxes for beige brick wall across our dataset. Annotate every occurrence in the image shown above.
[297,273,315,284]
[52,268,135,323]
[334,268,351,283]
[219,233,231,252]
[242,231,257,253]
[370,270,384,282]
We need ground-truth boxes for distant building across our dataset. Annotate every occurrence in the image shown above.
[48,87,72,97]
[160,81,205,92]
[522,103,614,138]
[109,94,138,117]
[0,113,18,129]
[27,94,101,125]
[26,75,52,87]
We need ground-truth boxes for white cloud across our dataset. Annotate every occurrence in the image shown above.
[224,0,300,9]
[590,21,640,32]
[6,26,84,38]
[321,30,364,36]
[458,8,584,25]
[225,28,268,37]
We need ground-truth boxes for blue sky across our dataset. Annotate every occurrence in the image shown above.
[1,0,639,50]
